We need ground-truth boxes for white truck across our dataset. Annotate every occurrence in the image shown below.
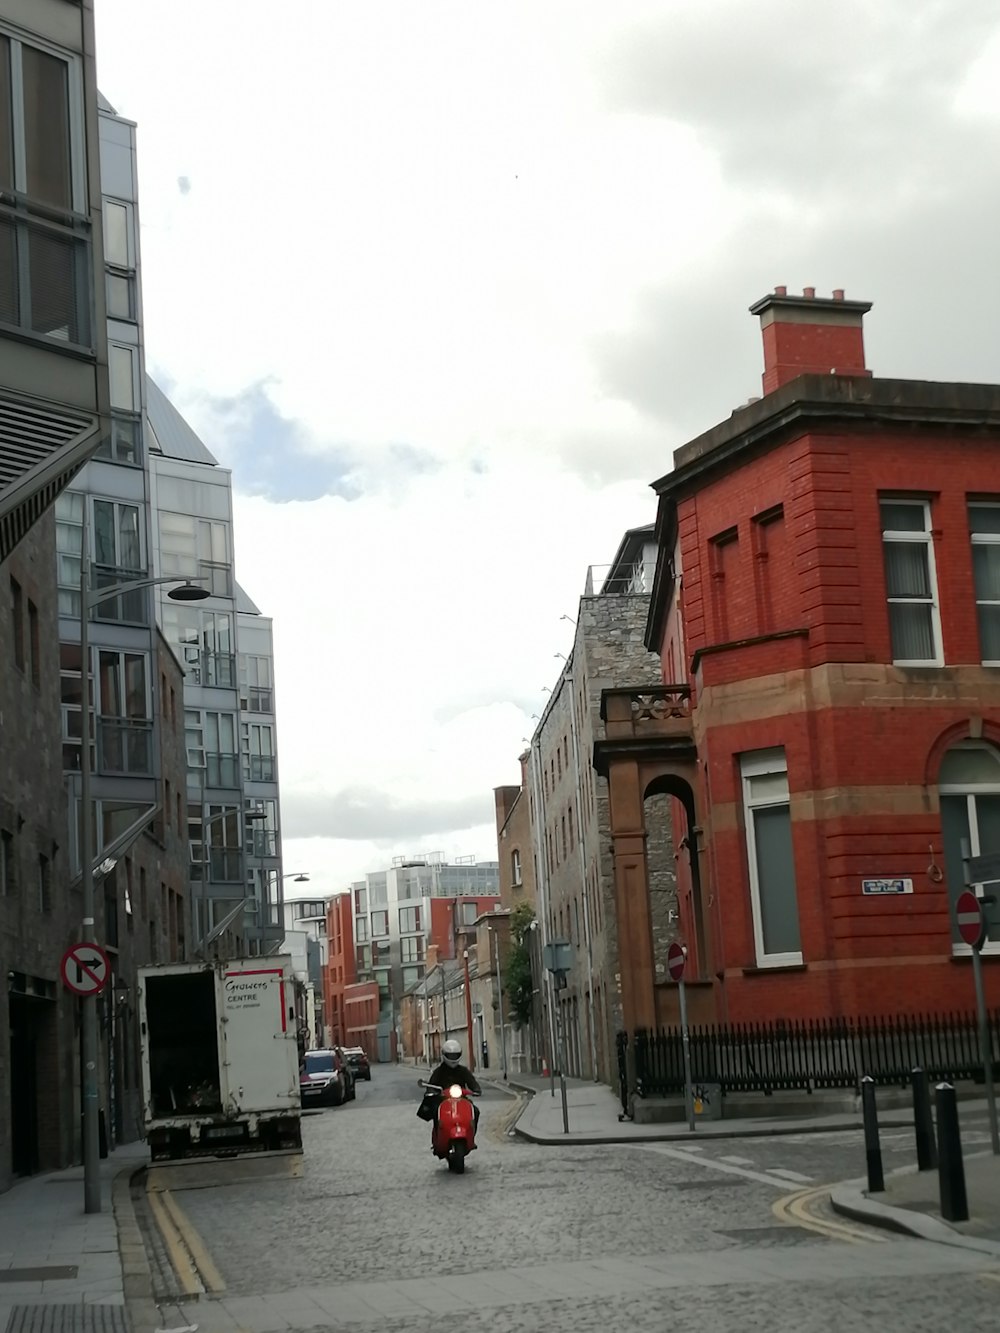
[138,956,302,1161]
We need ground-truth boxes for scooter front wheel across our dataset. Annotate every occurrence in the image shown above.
[447,1143,466,1174]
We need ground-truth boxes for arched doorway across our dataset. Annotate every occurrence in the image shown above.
[940,741,1000,952]
[644,773,706,975]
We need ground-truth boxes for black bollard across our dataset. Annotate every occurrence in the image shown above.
[912,1067,937,1171]
[861,1075,884,1194]
[936,1082,969,1223]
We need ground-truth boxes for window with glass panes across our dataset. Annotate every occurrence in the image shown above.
[55,492,84,616]
[399,905,421,933]
[970,505,1000,663]
[880,500,941,664]
[401,936,424,963]
[940,743,1000,952]
[0,32,91,346]
[741,749,802,965]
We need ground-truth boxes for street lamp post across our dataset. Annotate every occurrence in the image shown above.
[78,515,207,1214]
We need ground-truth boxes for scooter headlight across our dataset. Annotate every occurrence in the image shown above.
[448,1084,463,1099]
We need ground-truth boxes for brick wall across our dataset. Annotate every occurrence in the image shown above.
[654,407,1000,1025]
[0,514,77,1191]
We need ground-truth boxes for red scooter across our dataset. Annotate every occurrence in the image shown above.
[418,1079,479,1173]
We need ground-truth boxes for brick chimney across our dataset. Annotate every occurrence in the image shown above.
[750,287,872,395]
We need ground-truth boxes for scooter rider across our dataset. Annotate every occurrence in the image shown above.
[425,1039,481,1139]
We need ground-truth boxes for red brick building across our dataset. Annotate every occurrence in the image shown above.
[596,288,1000,1033]
[324,893,354,1048]
[324,889,500,1058]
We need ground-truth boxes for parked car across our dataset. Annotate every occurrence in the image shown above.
[299,1049,356,1106]
[343,1047,371,1081]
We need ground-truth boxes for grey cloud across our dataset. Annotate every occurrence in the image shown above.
[281,787,494,842]
[587,2,1000,456]
[602,2,998,191]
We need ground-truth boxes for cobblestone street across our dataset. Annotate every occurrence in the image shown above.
[140,1067,1000,1333]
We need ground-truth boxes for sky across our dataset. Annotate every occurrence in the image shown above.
[94,0,1000,901]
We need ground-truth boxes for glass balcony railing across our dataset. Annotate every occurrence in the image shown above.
[97,717,152,775]
[205,752,240,788]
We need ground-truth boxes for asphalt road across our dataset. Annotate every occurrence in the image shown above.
[140,1064,1000,1333]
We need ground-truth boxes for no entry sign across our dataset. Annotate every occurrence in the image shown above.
[667,941,687,982]
[956,891,986,950]
[60,942,110,997]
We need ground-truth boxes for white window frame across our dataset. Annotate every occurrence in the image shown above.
[741,748,802,968]
[940,742,1000,958]
[880,499,943,667]
[511,848,522,886]
[970,503,1000,667]
[102,199,132,269]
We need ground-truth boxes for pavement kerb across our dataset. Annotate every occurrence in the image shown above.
[830,1179,1000,1256]
[510,1112,916,1147]
[112,1159,159,1333]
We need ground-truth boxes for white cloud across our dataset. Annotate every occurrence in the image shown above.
[92,0,1000,893]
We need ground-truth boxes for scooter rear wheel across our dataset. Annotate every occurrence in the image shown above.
[447,1143,466,1174]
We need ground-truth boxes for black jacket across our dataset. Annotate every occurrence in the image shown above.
[427,1062,481,1095]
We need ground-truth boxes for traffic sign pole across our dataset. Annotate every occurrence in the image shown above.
[667,942,695,1132]
[958,852,1000,1157]
[971,945,999,1156]
[678,976,695,1133]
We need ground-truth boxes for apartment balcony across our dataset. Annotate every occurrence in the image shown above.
[183,648,237,689]
[97,716,152,775]
[244,754,275,782]
[205,752,240,788]
[92,565,149,623]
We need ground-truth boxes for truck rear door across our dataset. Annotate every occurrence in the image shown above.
[220,961,300,1113]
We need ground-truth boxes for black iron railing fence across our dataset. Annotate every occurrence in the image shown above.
[632,1012,1000,1098]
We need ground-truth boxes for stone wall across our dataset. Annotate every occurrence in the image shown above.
[532,589,670,1085]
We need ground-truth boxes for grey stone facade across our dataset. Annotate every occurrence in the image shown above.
[533,586,671,1085]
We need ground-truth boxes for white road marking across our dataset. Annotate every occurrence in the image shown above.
[639,1143,805,1190]
[718,1154,755,1165]
[768,1168,814,1183]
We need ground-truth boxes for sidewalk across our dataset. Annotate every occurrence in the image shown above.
[496,1073,915,1144]
[832,1150,1000,1256]
[0,1140,149,1333]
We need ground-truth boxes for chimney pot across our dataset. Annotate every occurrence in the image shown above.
[774,285,787,296]
[750,286,873,395]
[832,288,845,301]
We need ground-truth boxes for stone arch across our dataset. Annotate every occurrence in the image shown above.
[643,769,705,978]
[925,717,1000,788]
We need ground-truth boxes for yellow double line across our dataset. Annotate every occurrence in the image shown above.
[146,1181,226,1296]
[772,1184,887,1245]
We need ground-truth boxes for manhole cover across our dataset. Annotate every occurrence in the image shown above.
[5,1308,129,1333]
[0,1269,78,1283]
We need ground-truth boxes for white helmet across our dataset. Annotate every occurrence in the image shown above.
[442,1039,462,1066]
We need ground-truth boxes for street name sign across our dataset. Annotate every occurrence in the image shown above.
[861,878,913,895]
[60,942,110,997]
